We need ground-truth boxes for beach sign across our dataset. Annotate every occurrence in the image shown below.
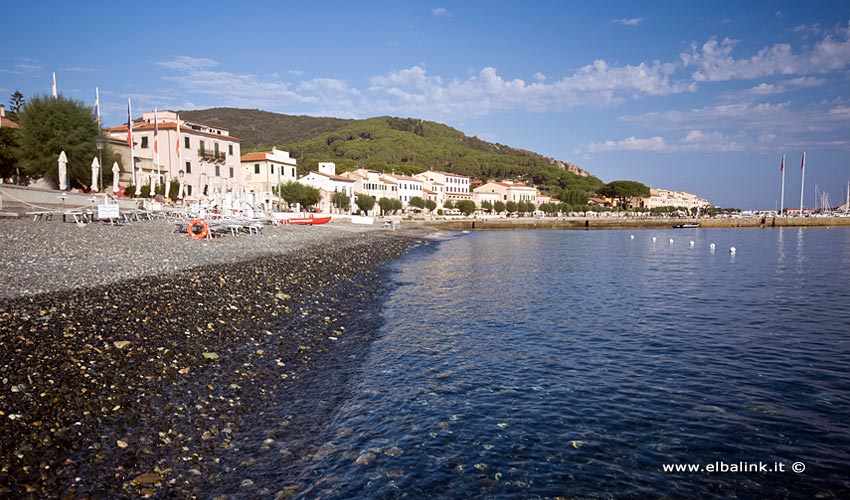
[98,204,120,220]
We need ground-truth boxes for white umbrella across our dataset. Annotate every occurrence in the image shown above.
[111,162,121,193]
[90,157,100,192]
[177,177,184,200]
[149,171,157,197]
[134,168,142,196]
[57,151,68,191]
[164,178,171,199]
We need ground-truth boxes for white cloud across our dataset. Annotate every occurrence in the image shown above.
[533,72,546,82]
[289,69,304,76]
[157,56,219,71]
[432,7,450,17]
[683,22,850,81]
[588,136,666,152]
[611,17,643,26]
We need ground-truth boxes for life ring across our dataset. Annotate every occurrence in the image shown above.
[188,219,208,239]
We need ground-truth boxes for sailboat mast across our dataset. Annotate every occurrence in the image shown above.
[799,152,806,216]
[779,155,786,215]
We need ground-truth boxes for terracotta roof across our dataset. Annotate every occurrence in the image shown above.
[386,174,422,182]
[379,177,397,185]
[311,171,355,182]
[240,152,268,161]
[0,116,20,129]
[423,188,436,195]
[107,121,242,142]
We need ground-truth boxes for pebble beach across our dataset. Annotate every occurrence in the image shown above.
[0,218,428,498]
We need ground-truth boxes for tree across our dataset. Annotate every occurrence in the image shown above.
[390,199,402,213]
[280,181,321,209]
[442,199,455,210]
[505,200,518,213]
[409,196,426,209]
[8,91,25,118]
[424,199,437,212]
[493,200,506,213]
[599,180,650,208]
[0,127,21,181]
[378,197,394,216]
[456,199,476,216]
[355,193,376,214]
[18,94,114,189]
[480,200,493,213]
[332,191,351,212]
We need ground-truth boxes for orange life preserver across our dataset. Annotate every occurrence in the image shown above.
[188,219,209,239]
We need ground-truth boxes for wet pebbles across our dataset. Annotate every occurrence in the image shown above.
[0,219,422,498]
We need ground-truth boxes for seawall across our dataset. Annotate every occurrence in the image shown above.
[426,216,850,231]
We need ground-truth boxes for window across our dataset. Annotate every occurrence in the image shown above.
[229,145,234,155]
[229,167,234,178]
[254,164,260,174]
[184,137,190,149]
[214,142,219,156]
[215,165,221,176]
[141,136,149,148]
[270,165,274,174]
[185,161,191,174]
[199,140,205,154]
[291,167,296,177]
[186,185,193,196]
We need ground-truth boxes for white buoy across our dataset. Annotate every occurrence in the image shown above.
[730,246,737,254]
[709,243,716,250]
[689,240,695,247]
[630,234,634,240]
[652,237,657,242]
[669,238,674,244]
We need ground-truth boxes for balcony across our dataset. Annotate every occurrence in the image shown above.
[198,149,226,162]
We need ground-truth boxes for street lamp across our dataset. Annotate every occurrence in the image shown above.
[95,136,105,194]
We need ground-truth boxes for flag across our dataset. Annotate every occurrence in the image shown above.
[127,99,133,148]
[52,72,57,98]
[780,155,784,172]
[94,87,101,124]
[175,114,181,157]
[801,151,806,170]
[153,108,159,155]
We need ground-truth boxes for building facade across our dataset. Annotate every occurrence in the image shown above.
[107,110,242,200]
[298,162,356,213]
[474,181,538,204]
[240,148,298,208]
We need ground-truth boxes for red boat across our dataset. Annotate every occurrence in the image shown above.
[280,214,332,225]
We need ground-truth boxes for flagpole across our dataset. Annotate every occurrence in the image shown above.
[779,155,785,216]
[799,151,806,217]
[154,108,160,197]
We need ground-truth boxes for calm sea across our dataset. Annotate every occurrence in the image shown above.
[296,227,850,499]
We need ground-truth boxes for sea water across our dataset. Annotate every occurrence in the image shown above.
[295,227,850,499]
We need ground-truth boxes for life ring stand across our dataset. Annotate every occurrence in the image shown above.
[188,219,209,239]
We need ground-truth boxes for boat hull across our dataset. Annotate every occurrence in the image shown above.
[281,215,332,225]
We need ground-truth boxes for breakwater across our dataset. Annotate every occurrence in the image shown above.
[428,216,850,231]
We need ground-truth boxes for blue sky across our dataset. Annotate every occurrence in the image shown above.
[3,0,850,209]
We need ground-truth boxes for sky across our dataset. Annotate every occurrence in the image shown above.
[3,0,850,209]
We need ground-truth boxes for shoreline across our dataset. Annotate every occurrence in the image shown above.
[0,221,428,498]
[424,215,850,231]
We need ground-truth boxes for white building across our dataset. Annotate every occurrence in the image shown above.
[107,110,242,200]
[415,170,472,204]
[339,168,398,202]
[240,148,298,208]
[298,162,356,214]
[474,181,538,204]
[640,188,710,210]
[384,174,424,208]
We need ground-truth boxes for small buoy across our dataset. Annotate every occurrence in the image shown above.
[669,238,674,244]
[689,240,695,247]
[630,234,634,239]
[710,243,716,250]
[730,246,737,254]
[652,237,657,242]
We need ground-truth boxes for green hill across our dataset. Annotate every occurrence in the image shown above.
[178,108,353,149]
[179,108,602,198]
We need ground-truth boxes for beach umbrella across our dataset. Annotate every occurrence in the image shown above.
[149,172,157,197]
[57,151,68,191]
[164,178,171,199]
[90,157,100,192]
[111,162,121,193]
[177,176,184,200]
[134,168,142,196]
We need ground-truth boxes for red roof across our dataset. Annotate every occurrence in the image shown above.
[311,171,354,182]
[0,116,20,129]
[107,121,242,142]
[240,152,268,161]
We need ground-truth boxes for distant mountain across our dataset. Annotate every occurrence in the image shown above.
[178,108,353,149]
[180,107,601,197]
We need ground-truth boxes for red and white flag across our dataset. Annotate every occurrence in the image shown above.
[175,114,181,157]
[126,99,133,148]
